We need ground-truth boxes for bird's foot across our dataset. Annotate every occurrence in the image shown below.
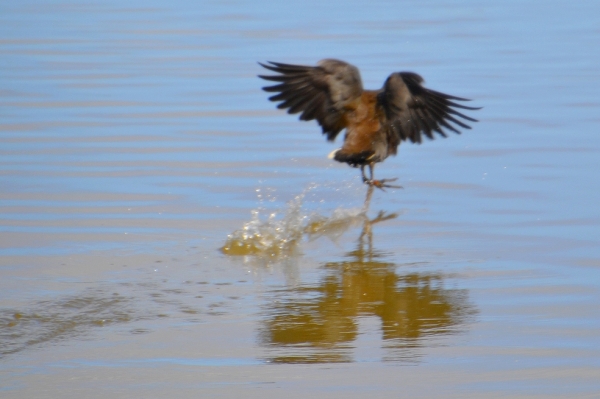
[363,177,403,190]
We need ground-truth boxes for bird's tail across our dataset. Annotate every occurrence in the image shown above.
[330,149,375,167]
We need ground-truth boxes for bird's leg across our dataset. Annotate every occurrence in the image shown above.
[360,165,370,184]
[362,163,402,190]
[362,185,375,212]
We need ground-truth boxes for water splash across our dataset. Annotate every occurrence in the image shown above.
[221,186,366,260]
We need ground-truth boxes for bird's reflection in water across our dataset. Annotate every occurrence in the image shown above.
[258,187,476,364]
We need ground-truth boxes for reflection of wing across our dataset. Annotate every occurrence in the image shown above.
[259,59,364,141]
[379,72,480,144]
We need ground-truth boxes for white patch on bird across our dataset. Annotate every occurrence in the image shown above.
[328,149,340,159]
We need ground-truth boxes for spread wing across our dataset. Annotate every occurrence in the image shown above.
[259,59,363,141]
[378,72,480,144]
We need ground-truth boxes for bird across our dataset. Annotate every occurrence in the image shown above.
[258,59,480,189]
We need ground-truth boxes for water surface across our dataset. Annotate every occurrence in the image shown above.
[1,0,600,398]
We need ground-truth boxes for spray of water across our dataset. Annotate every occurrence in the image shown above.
[221,185,366,260]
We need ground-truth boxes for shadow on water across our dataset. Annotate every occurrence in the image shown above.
[0,281,205,357]
[0,289,136,357]
[223,187,477,364]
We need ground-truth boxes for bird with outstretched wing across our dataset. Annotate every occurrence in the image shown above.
[259,59,480,189]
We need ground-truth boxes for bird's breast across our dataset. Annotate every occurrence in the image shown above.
[339,96,388,162]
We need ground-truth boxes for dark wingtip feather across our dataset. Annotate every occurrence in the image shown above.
[258,62,284,74]
[447,108,479,122]
[267,61,309,70]
[257,61,276,70]
[447,100,482,111]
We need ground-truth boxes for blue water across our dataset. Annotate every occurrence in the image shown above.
[1,0,600,398]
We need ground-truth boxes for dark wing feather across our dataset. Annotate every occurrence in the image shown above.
[378,72,480,144]
[259,59,363,141]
